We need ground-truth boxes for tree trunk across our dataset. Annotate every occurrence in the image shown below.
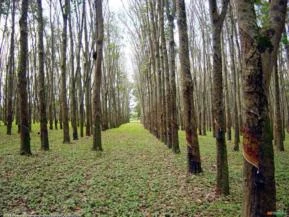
[222,37,232,142]
[273,62,284,151]
[145,1,157,136]
[59,93,63,130]
[0,12,9,125]
[60,0,70,144]
[176,0,202,174]
[209,0,230,196]
[18,0,31,155]
[235,0,287,216]
[84,6,91,137]
[149,0,162,140]
[92,0,103,151]
[48,0,55,130]
[166,0,180,154]
[6,0,15,135]
[227,6,240,151]
[68,5,78,140]
[37,0,49,150]
[160,0,170,147]
[78,0,85,138]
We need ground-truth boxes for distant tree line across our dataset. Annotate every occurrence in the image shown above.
[0,0,130,153]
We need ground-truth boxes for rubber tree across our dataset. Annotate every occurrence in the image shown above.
[176,0,202,174]
[6,0,15,135]
[235,0,287,216]
[37,0,49,150]
[92,0,104,151]
[208,0,230,196]
[166,0,180,154]
[19,0,31,155]
[60,0,71,144]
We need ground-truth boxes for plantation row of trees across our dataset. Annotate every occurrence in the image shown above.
[125,0,288,216]
[0,0,130,152]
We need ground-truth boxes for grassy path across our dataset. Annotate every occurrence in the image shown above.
[0,122,288,216]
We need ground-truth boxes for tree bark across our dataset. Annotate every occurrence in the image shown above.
[37,0,49,150]
[235,0,287,216]
[92,0,103,151]
[48,0,55,130]
[273,62,284,151]
[227,6,240,151]
[84,6,91,137]
[68,4,78,140]
[176,0,202,174]
[166,0,180,154]
[222,37,232,142]
[19,0,31,155]
[6,0,15,135]
[160,0,170,147]
[209,0,230,196]
[77,0,85,138]
[60,0,71,144]
[149,0,162,140]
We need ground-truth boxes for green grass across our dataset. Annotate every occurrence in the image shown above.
[0,122,288,216]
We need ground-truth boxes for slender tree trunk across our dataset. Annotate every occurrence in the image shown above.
[84,8,91,137]
[92,0,103,151]
[145,1,157,135]
[37,0,49,150]
[209,0,230,196]
[68,6,78,140]
[0,12,9,125]
[59,93,63,130]
[166,0,180,154]
[149,0,162,140]
[16,90,20,133]
[176,0,202,173]
[79,80,84,137]
[227,6,240,151]
[278,57,286,141]
[160,0,170,147]
[6,0,15,135]
[200,26,207,136]
[273,62,284,151]
[19,0,31,155]
[60,0,70,144]
[52,17,58,131]
[48,1,54,130]
[28,59,32,132]
[202,69,207,136]
[78,0,85,138]
[32,47,38,124]
[222,37,232,141]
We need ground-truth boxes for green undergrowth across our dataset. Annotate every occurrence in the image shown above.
[0,122,288,216]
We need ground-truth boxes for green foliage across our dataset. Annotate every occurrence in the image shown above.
[255,0,270,29]
[256,33,273,52]
[0,123,289,216]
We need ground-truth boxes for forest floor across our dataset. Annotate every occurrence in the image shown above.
[0,122,289,217]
